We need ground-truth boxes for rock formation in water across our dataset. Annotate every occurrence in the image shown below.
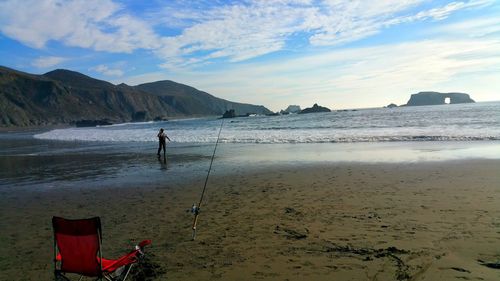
[299,103,331,114]
[283,105,301,114]
[222,109,236,118]
[385,103,398,108]
[74,119,113,127]
[406,92,475,106]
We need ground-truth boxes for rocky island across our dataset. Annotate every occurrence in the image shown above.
[299,103,331,114]
[282,105,301,114]
[406,92,475,106]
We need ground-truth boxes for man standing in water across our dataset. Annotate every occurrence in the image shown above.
[157,128,171,157]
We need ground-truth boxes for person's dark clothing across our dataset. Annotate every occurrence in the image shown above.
[157,141,166,155]
[157,132,166,155]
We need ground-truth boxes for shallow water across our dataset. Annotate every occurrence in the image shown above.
[2,102,500,189]
[1,131,500,190]
[0,133,214,189]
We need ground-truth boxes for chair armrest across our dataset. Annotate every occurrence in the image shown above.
[137,240,151,248]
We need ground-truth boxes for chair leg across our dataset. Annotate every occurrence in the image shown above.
[55,272,71,281]
[122,264,134,281]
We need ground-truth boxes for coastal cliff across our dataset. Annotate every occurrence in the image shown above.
[406,92,475,106]
[136,80,270,117]
[0,66,271,127]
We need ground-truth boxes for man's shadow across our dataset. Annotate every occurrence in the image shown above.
[158,153,167,170]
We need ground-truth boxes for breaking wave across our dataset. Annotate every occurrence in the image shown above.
[34,102,500,144]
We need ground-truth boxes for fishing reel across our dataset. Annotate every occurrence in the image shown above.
[191,203,201,240]
[191,203,200,215]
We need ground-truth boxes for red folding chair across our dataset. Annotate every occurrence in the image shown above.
[52,216,151,281]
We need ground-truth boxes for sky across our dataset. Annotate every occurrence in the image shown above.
[0,0,499,110]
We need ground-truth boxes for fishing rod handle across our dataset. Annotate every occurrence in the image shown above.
[191,214,199,240]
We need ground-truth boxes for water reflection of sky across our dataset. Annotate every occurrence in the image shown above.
[217,141,500,164]
[1,132,499,190]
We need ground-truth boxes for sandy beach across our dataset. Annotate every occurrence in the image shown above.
[1,159,500,280]
[2,0,500,280]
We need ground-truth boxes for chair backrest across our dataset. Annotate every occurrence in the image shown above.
[52,216,102,277]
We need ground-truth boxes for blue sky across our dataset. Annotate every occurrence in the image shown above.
[1,0,499,110]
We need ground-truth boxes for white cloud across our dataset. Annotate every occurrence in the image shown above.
[388,0,494,25]
[31,56,67,68]
[306,1,423,46]
[427,16,500,38]
[154,1,312,69]
[91,64,124,77]
[154,0,494,69]
[0,0,159,52]
[0,0,496,70]
[130,37,500,110]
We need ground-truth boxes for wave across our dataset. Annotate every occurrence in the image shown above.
[33,102,500,144]
[34,128,500,143]
[106,121,155,127]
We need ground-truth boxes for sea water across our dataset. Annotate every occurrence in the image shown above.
[2,102,500,188]
[34,102,500,143]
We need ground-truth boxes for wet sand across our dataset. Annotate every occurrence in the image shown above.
[1,160,500,280]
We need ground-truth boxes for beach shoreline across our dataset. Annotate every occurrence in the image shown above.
[3,131,500,190]
[1,159,500,280]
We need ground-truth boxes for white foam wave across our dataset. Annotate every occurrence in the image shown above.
[33,103,500,143]
[105,121,155,127]
[34,127,500,143]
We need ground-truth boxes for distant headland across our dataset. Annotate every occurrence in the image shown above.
[385,92,476,108]
[406,92,475,106]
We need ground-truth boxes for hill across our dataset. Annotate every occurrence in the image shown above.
[136,80,270,116]
[0,66,271,127]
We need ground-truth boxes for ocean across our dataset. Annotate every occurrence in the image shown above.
[1,102,500,189]
[34,102,500,143]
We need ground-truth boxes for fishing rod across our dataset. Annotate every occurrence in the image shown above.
[191,119,224,240]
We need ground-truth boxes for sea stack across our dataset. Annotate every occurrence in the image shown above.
[299,103,331,114]
[283,105,301,114]
[222,109,236,118]
[406,92,475,106]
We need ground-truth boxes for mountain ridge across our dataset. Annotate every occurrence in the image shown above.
[136,80,270,117]
[0,66,271,127]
